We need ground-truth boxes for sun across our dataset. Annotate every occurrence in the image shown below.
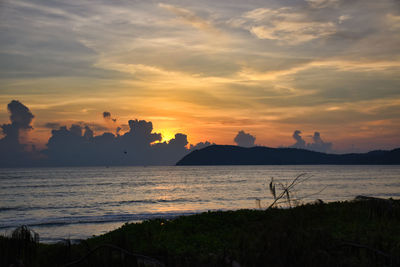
[157,129,176,143]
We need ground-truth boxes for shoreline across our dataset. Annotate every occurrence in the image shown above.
[1,197,400,266]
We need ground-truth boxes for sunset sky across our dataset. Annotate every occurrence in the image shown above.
[1,0,399,153]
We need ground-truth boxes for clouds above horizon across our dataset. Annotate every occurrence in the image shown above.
[234,130,256,147]
[0,100,397,166]
[0,100,38,166]
[0,100,214,167]
[0,0,399,152]
[289,130,333,153]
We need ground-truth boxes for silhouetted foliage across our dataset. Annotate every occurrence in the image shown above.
[1,199,400,266]
[266,173,323,208]
[0,225,39,266]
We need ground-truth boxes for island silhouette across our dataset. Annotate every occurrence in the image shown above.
[176,145,400,165]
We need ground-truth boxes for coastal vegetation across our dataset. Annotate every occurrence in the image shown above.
[1,197,400,266]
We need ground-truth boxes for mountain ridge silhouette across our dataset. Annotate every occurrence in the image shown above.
[176,145,400,165]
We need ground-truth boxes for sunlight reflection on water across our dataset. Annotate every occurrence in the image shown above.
[0,165,399,242]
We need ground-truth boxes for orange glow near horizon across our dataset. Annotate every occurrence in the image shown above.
[0,1,400,154]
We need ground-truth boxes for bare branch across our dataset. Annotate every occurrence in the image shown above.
[267,173,320,209]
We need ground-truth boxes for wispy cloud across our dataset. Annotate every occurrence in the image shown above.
[238,59,400,81]
[306,0,339,9]
[1,0,400,152]
[231,7,337,44]
[386,13,400,30]
[158,3,218,33]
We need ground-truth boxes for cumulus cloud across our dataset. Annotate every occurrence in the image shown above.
[307,131,333,153]
[167,133,188,147]
[289,130,333,153]
[103,111,111,119]
[69,124,82,136]
[0,100,37,166]
[102,110,120,134]
[290,130,306,149]
[189,141,213,151]
[0,101,214,167]
[126,119,162,145]
[7,100,34,129]
[0,101,208,166]
[44,119,159,165]
[0,100,34,143]
[103,111,117,122]
[234,130,256,147]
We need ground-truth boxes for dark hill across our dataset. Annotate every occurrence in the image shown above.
[176,145,400,165]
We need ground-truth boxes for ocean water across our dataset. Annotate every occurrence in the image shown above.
[1,165,399,243]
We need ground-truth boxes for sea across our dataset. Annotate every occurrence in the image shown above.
[1,165,399,243]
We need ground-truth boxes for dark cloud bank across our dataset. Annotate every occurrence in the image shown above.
[0,101,333,167]
[0,100,211,167]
